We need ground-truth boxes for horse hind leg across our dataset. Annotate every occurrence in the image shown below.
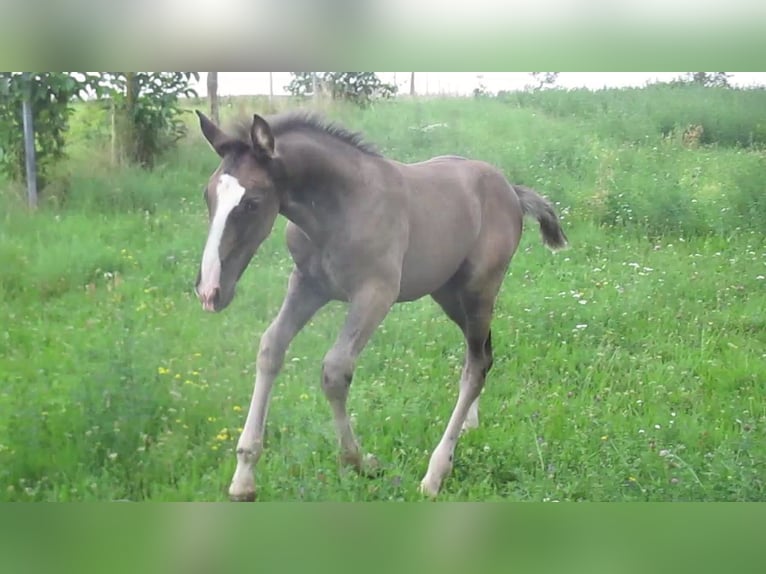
[421,288,496,497]
[431,288,491,432]
[464,329,493,430]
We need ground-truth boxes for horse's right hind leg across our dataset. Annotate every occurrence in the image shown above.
[431,289,492,431]
[421,289,496,497]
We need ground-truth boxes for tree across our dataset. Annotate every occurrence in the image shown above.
[0,71,199,203]
[207,72,219,124]
[529,72,560,91]
[104,72,199,168]
[0,72,100,187]
[286,73,397,107]
[686,72,731,87]
[473,74,490,98]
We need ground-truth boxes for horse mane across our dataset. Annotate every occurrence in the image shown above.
[229,112,382,157]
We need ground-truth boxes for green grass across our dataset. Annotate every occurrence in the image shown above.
[1,89,764,501]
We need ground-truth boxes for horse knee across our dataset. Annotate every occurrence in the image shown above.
[256,327,284,376]
[322,349,354,399]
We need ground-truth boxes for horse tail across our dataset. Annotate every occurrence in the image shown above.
[513,185,568,251]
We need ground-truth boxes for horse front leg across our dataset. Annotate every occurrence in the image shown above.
[229,269,328,501]
[321,280,398,475]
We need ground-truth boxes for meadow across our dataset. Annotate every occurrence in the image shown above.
[0,85,764,501]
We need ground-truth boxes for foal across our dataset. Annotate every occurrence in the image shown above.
[193,111,567,500]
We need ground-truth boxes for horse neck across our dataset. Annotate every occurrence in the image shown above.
[277,135,373,244]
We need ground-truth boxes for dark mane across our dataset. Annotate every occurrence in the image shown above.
[230,112,382,157]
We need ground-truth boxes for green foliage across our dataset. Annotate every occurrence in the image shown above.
[683,72,732,88]
[101,72,199,168]
[529,72,560,90]
[0,72,199,194]
[0,72,100,186]
[286,73,397,107]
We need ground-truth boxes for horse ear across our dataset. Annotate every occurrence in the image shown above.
[250,114,275,158]
[196,110,231,158]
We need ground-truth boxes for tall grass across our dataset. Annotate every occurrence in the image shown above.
[502,83,766,148]
[1,88,764,501]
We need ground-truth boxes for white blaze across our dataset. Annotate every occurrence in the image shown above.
[199,174,246,300]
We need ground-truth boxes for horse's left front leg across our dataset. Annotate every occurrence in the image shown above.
[321,280,398,474]
[229,269,328,501]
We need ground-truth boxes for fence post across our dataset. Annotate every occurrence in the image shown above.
[21,72,38,208]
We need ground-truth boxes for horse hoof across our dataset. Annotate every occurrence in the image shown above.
[229,490,256,502]
[419,478,440,499]
[361,453,382,478]
[341,452,382,477]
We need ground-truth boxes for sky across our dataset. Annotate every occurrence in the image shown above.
[193,72,766,97]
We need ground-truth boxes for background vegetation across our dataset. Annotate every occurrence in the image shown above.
[0,81,764,501]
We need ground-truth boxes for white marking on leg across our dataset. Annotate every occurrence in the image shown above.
[229,362,273,501]
[421,360,484,497]
[228,271,329,501]
[463,397,479,431]
[198,174,246,308]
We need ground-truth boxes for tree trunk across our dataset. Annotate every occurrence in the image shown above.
[110,98,117,166]
[114,72,140,166]
[126,73,140,164]
[410,72,415,96]
[207,72,219,124]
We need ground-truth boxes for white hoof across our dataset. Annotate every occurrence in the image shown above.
[419,476,441,499]
[229,467,256,502]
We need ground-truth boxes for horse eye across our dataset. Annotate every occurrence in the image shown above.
[241,197,260,211]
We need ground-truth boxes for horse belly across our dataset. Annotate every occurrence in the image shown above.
[397,192,481,302]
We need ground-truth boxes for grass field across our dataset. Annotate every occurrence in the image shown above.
[1,87,764,501]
